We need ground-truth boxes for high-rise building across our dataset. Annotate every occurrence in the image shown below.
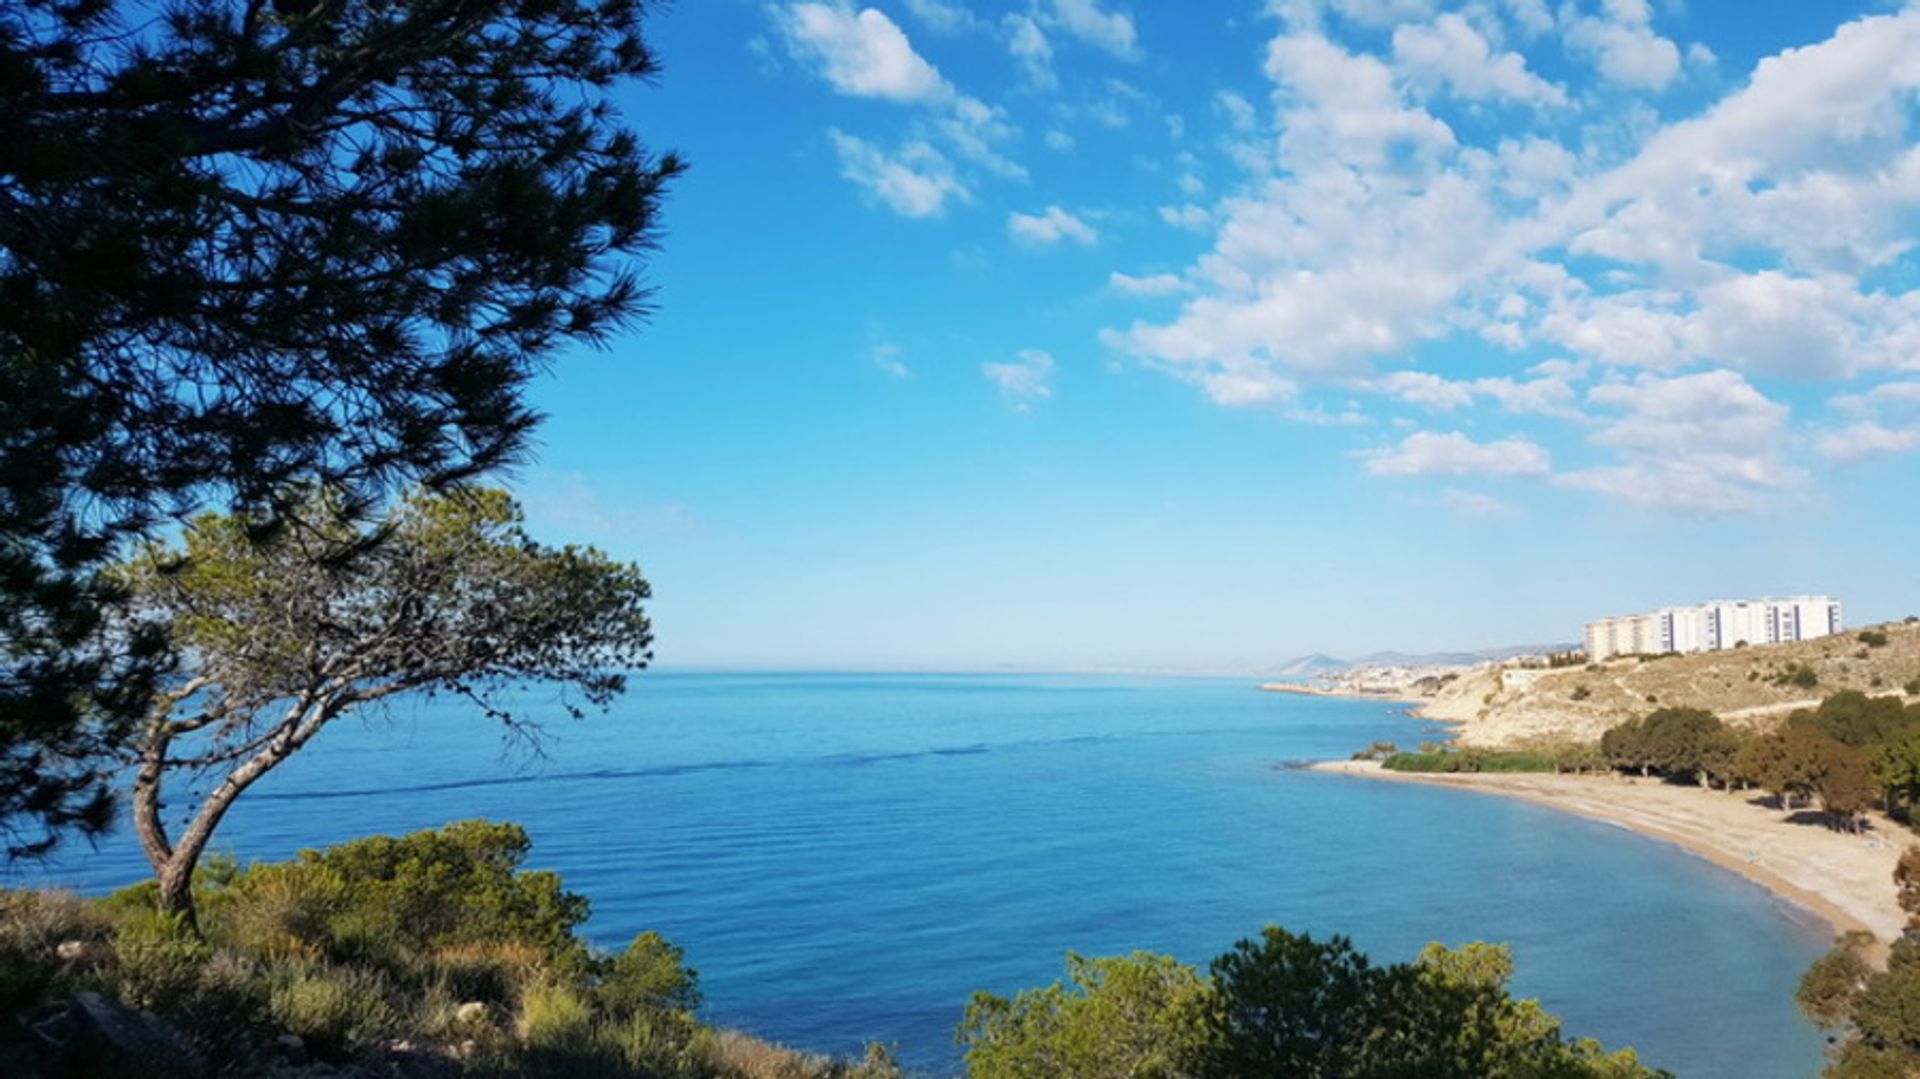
[1585,596,1842,661]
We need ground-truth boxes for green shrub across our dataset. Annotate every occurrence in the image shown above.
[1860,630,1891,648]
[1382,750,1558,774]
[520,982,599,1053]
[224,820,590,975]
[1570,685,1591,701]
[110,912,212,1010]
[598,931,702,1017]
[267,964,401,1058]
[1906,679,1920,696]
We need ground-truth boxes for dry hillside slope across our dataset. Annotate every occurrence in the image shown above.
[1426,620,1920,747]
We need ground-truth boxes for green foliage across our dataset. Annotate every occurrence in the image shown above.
[1860,631,1892,648]
[1197,928,1669,1079]
[122,487,654,924]
[224,820,591,975]
[1798,932,1875,1029]
[268,964,403,1058]
[1380,748,1561,773]
[108,911,214,1011]
[1,0,682,860]
[1896,848,1920,927]
[1774,663,1821,689]
[1906,679,1920,696]
[958,952,1211,1079]
[1790,692,1920,749]
[599,932,703,1017]
[1797,871,1920,1077]
[957,927,1669,1079]
[1571,685,1592,701]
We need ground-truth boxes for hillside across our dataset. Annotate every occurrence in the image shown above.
[1421,621,1920,747]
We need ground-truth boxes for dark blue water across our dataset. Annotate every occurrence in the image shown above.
[19,674,1830,1077]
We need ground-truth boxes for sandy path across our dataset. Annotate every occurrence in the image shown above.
[1309,761,1910,949]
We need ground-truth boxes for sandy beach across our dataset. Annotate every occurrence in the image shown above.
[1309,761,1910,950]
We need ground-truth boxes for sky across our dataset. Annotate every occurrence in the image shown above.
[514,0,1920,672]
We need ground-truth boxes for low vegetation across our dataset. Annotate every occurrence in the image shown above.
[1381,742,1605,775]
[1798,849,1920,1078]
[960,928,1669,1078]
[0,821,899,1078]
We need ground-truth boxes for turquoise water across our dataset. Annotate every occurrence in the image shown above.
[20,674,1831,1076]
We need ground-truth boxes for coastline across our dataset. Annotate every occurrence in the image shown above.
[1309,760,1907,954]
[1258,682,1421,705]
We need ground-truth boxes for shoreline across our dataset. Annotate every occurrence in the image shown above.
[1258,682,1422,705]
[1308,760,1907,956]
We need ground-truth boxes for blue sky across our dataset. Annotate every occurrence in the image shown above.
[515,0,1920,671]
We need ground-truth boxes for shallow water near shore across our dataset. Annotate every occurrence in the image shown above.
[20,674,1830,1077]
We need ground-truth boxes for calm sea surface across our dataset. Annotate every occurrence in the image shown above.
[19,674,1831,1077]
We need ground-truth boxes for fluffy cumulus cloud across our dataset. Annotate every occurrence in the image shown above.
[1558,371,1802,513]
[1098,3,1920,514]
[777,3,947,102]
[777,3,1023,215]
[983,349,1057,406]
[1362,431,1552,477]
[1391,14,1566,107]
[1562,0,1683,92]
[1008,205,1098,246]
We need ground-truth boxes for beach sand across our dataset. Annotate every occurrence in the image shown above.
[1309,761,1910,953]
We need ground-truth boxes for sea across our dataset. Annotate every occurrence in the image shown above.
[16,673,1834,1077]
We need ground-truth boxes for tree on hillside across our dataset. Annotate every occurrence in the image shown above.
[1601,719,1652,777]
[118,488,652,924]
[1813,742,1877,833]
[1639,708,1731,786]
[1,0,681,857]
[1740,726,1832,812]
[1790,692,1920,749]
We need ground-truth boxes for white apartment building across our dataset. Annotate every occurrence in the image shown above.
[1584,596,1842,661]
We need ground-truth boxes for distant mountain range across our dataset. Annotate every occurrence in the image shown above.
[1275,644,1579,675]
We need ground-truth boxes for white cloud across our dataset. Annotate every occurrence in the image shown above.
[1004,14,1057,90]
[1009,206,1098,246]
[983,349,1057,405]
[1318,0,1438,28]
[1557,371,1802,513]
[778,3,948,102]
[1214,90,1257,131]
[1044,129,1077,151]
[1362,430,1551,477]
[1368,365,1587,418]
[1816,422,1920,462]
[1044,0,1140,61]
[1373,370,1474,410]
[871,342,910,377]
[1109,271,1187,296]
[1105,5,1920,517]
[1264,31,1456,170]
[1392,14,1567,107]
[1562,2,1682,92]
[777,3,1027,204]
[829,130,967,217]
[1158,204,1211,232]
[901,0,975,33]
